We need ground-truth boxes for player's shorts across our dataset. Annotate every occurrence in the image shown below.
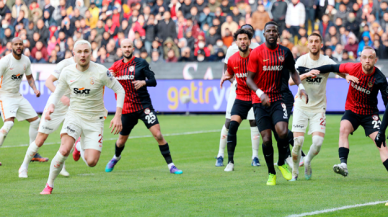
[292,107,326,134]
[60,112,105,152]
[341,110,381,137]
[231,99,253,120]
[120,108,159,136]
[0,95,37,121]
[39,103,68,134]
[253,100,289,132]
[226,83,254,120]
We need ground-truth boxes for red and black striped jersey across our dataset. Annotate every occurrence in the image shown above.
[340,63,388,115]
[110,57,157,114]
[227,49,252,102]
[247,44,295,104]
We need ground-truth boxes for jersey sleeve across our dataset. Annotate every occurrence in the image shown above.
[0,56,8,77]
[339,63,355,75]
[52,61,64,79]
[247,49,259,73]
[284,49,296,71]
[227,58,235,76]
[294,56,303,74]
[25,60,32,76]
[143,61,157,87]
[101,68,125,108]
[379,75,388,107]
[47,69,68,106]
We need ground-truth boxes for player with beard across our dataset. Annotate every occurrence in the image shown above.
[220,28,254,171]
[105,39,182,175]
[304,47,388,177]
[0,37,48,166]
[288,33,358,181]
[246,21,309,185]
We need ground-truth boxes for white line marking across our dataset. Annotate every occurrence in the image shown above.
[2,128,249,148]
[287,200,388,217]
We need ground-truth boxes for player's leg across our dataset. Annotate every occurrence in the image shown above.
[365,115,388,172]
[285,102,306,166]
[369,131,388,171]
[224,115,242,171]
[19,132,49,178]
[249,119,261,166]
[26,116,49,162]
[0,117,14,147]
[216,118,230,166]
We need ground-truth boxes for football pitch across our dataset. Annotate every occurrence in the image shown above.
[0,114,387,216]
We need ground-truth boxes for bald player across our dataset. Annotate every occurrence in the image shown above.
[105,39,183,175]
[0,37,47,166]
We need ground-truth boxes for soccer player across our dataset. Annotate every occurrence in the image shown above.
[220,28,254,171]
[288,33,357,181]
[40,40,125,194]
[105,39,182,175]
[0,37,47,166]
[18,57,77,178]
[216,24,261,167]
[306,47,388,177]
[246,21,309,185]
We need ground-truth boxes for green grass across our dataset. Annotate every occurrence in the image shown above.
[1,114,388,216]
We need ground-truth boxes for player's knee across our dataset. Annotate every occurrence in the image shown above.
[312,136,324,151]
[293,136,304,149]
[116,137,127,147]
[34,133,48,147]
[339,125,352,136]
[228,121,239,135]
[1,121,14,134]
[30,117,40,127]
[59,148,71,157]
[249,120,256,127]
[262,135,272,147]
[87,159,98,167]
[153,131,164,142]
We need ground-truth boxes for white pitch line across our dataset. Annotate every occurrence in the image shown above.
[287,200,388,217]
[2,128,248,148]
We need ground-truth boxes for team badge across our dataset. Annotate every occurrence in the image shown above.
[281,103,286,109]
[23,65,26,71]
[144,108,150,115]
[368,81,373,87]
[90,77,94,85]
[106,70,112,77]
[373,115,379,121]
[278,56,284,62]
[129,66,135,72]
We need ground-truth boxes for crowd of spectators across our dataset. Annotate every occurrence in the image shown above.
[0,0,387,63]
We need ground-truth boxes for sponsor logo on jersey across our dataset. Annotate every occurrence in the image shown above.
[144,108,150,114]
[236,73,247,78]
[116,75,135,80]
[305,76,323,84]
[368,81,373,87]
[262,65,283,71]
[129,66,135,72]
[293,124,304,128]
[66,126,75,133]
[42,125,54,131]
[373,115,379,121]
[263,59,269,62]
[90,77,94,85]
[73,87,91,94]
[11,74,23,80]
[278,56,284,62]
[351,82,371,94]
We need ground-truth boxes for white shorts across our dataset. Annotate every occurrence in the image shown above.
[60,113,105,152]
[292,107,326,135]
[225,82,254,120]
[39,103,68,134]
[0,95,37,121]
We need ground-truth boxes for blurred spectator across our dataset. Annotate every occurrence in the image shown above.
[187,6,200,21]
[370,22,383,41]
[91,41,98,61]
[231,7,242,23]
[42,9,55,27]
[220,0,231,15]
[285,0,305,37]
[208,0,220,13]
[195,0,206,13]
[36,19,49,44]
[317,0,334,20]
[296,36,308,55]
[357,31,372,57]
[324,26,339,45]
[24,48,33,61]
[196,49,207,62]
[252,4,270,43]
[139,49,150,63]
[101,32,111,48]
[319,14,334,39]
[325,47,338,62]
[206,26,222,46]
[1,42,12,56]
[221,15,238,38]
[194,39,210,57]
[345,12,360,37]
[334,4,348,25]
[32,50,47,63]
[214,7,225,23]
[199,6,214,29]
[342,50,350,61]
[379,2,388,22]
[325,5,336,21]
[105,18,118,38]
[178,47,194,62]
[270,0,288,34]
[291,45,299,60]
[1,28,13,46]
[75,0,87,15]
[47,36,57,55]
[333,44,344,61]
[300,0,316,30]
[14,10,29,27]
[169,0,180,20]
[222,28,234,47]
[163,37,180,59]
[165,49,178,62]
[157,11,177,42]
[0,1,10,18]
[344,33,358,58]
[151,50,163,63]
[105,43,117,63]
[96,46,107,63]
[12,0,29,19]
[282,38,294,50]
[48,49,60,63]
[180,0,192,17]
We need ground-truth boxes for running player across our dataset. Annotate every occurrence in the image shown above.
[246,21,309,185]
[220,28,254,171]
[40,40,125,194]
[288,33,357,181]
[105,39,182,175]
[306,46,388,177]
[18,57,77,178]
[0,37,47,166]
[216,24,261,167]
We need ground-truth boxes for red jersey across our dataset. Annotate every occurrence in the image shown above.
[339,63,388,115]
[227,50,252,101]
[247,44,295,104]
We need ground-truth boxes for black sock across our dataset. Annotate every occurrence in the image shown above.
[383,159,388,172]
[262,142,276,174]
[227,121,239,164]
[277,137,288,166]
[339,147,349,164]
[115,143,125,157]
[159,143,173,164]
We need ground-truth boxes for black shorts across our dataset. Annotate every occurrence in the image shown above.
[253,100,289,132]
[341,110,381,137]
[231,99,253,120]
[284,101,293,119]
[120,108,159,136]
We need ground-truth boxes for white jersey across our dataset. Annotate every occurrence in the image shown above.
[52,57,75,96]
[0,53,32,96]
[294,53,337,113]
[52,62,124,118]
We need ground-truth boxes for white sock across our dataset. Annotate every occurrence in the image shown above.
[29,118,40,144]
[21,141,39,169]
[292,136,304,176]
[113,155,121,160]
[47,151,68,188]
[217,125,228,158]
[0,121,14,147]
[306,136,324,164]
[168,163,175,170]
[250,127,260,159]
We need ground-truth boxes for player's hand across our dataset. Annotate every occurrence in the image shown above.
[34,89,40,97]
[307,70,320,77]
[109,69,116,77]
[110,114,122,135]
[375,131,386,148]
[45,104,55,121]
[345,75,359,84]
[220,73,233,88]
[60,96,70,106]
[132,80,146,90]
[299,89,309,104]
[260,94,271,107]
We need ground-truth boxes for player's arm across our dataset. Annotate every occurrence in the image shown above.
[45,73,68,120]
[289,58,319,86]
[221,62,235,88]
[285,50,308,103]
[133,62,156,90]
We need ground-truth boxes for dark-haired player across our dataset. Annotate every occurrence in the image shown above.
[105,39,182,175]
[246,21,309,185]
[220,28,254,171]
[307,47,388,177]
